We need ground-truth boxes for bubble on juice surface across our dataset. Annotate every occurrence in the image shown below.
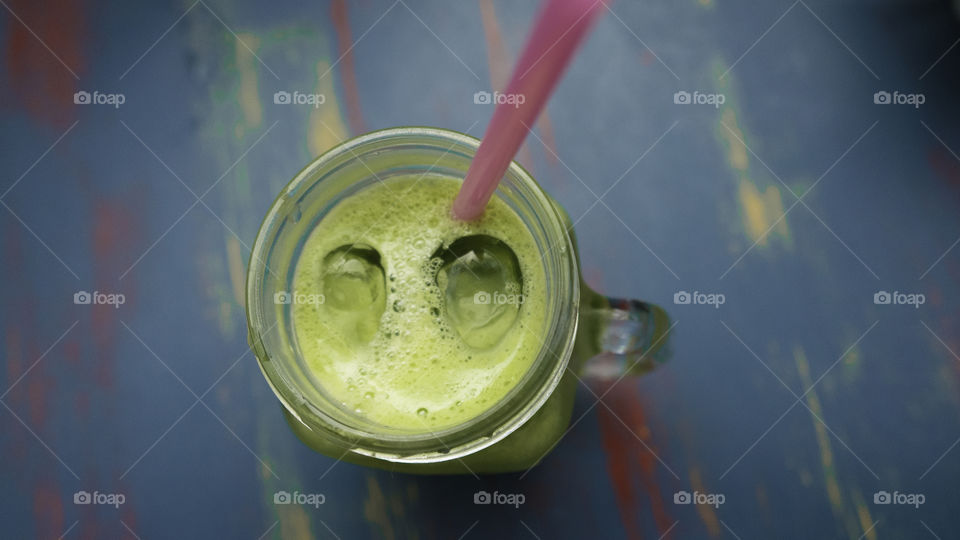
[432,235,522,349]
[320,244,386,343]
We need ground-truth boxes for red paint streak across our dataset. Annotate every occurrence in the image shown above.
[119,483,139,538]
[5,216,65,539]
[32,478,64,540]
[26,360,53,426]
[64,336,92,417]
[478,0,509,89]
[4,0,85,128]
[74,391,90,416]
[583,265,604,291]
[4,218,34,468]
[4,222,26,405]
[92,199,140,388]
[78,509,102,540]
[640,49,655,66]
[926,147,960,406]
[5,326,23,397]
[596,381,673,539]
[537,112,560,169]
[331,0,366,135]
[64,338,81,365]
[933,262,960,399]
[4,326,29,466]
[929,147,960,191]
[3,212,56,429]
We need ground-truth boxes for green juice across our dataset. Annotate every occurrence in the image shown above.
[291,175,548,432]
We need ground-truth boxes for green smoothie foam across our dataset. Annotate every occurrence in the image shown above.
[291,176,547,432]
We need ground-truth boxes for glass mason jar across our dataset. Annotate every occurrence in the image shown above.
[246,127,669,474]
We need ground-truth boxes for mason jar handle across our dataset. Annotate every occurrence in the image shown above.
[575,289,671,379]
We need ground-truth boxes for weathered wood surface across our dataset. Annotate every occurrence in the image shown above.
[2,0,959,538]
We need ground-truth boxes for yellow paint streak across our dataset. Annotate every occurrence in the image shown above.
[716,84,790,248]
[688,467,721,537]
[308,60,348,157]
[840,339,862,386]
[364,475,395,540]
[218,300,232,336]
[235,33,263,135]
[937,362,960,410]
[720,109,749,171]
[853,491,877,540]
[276,503,314,540]
[226,236,245,306]
[738,180,788,246]
[843,343,861,367]
[795,347,844,517]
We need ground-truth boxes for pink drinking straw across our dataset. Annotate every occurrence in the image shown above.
[451,0,604,221]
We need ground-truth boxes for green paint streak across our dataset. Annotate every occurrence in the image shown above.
[795,346,856,538]
[179,3,348,537]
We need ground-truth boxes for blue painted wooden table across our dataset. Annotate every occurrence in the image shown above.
[3,0,960,538]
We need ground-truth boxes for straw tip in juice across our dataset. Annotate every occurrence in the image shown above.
[451,193,485,222]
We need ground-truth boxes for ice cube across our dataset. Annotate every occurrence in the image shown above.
[433,235,522,349]
[321,244,385,343]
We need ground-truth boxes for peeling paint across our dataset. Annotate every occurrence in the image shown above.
[714,68,791,248]
[794,347,845,527]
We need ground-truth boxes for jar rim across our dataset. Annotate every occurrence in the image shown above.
[246,126,580,463]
